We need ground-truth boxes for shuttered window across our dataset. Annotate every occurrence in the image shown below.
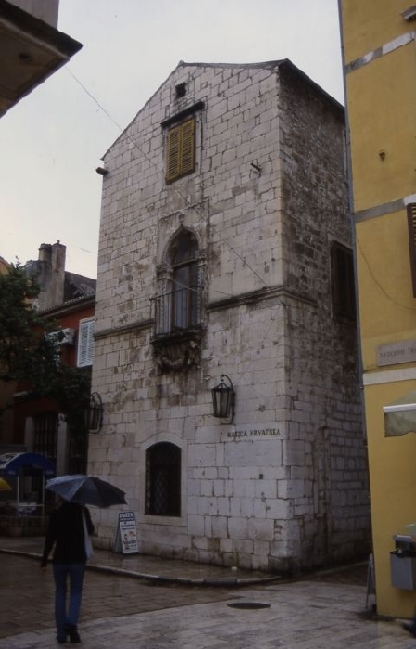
[408,203,416,297]
[331,241,356,321]
[166,118,195,183]
[77,317,95,367]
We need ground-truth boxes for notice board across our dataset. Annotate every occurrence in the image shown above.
[113,511,138,554]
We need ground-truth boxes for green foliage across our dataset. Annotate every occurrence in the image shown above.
[49,365,92,433]
[0,264,91,429]
[0,264,54,383]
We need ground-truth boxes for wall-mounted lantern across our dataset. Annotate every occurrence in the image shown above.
[212,375,235,422]
[85,392,103,433]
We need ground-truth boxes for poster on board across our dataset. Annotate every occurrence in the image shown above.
[113,511,138,554]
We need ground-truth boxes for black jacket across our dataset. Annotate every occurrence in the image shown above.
[41,501,95,567]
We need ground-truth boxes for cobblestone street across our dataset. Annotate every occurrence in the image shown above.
[0,553,232,639]
[1,550,415,649]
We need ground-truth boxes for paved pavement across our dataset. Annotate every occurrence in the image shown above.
[0,536,414,649]
[0,536,278,586]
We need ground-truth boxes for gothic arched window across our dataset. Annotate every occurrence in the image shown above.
[168,230,199,330]
[154,229,202,336]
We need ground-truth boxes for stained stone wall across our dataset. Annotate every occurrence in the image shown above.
[89,60,370,572]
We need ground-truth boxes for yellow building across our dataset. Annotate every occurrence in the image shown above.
[339,0,416,618]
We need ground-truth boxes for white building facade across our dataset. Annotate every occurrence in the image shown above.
[89,60,370,572]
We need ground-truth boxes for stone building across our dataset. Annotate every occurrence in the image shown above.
[89,59,370,572]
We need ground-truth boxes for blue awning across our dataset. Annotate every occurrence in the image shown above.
[0,452,55,477]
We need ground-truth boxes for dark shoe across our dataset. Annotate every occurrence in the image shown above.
[64,624,81,644]
[56,637,67,644]
[402,622,416,638]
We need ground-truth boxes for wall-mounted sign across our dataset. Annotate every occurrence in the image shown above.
[377,339,416,367]
[221,424,282,442]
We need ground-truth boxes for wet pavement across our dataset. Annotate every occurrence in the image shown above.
[0,536,277,585]
[0,536,414,649]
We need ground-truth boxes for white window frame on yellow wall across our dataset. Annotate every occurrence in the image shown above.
[77,317,95,367]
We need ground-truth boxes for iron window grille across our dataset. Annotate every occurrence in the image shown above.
[33,412,57,505]
[145,442,181,516]
[33,412,58,464]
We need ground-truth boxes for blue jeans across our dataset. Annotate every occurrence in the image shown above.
[53,564,85,640]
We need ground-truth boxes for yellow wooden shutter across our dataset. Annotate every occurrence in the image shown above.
[166,118,195,182]
[166,125,181,182]
[180,119,195,176]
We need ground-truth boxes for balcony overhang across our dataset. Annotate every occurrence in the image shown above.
[0,0,82,118]
[150,327,204,372]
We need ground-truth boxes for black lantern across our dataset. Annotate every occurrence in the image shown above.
[86,392,103,433]
[212,375,234,420]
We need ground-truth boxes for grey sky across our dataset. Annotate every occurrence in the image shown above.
[0,0,343,278]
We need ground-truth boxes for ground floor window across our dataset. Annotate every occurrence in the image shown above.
[145,442,181,516]
[33,411,57,506]
[69,431,88,475]
[33,412,57,464]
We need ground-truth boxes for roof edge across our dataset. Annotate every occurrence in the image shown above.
[177,58,343,111]
[102,57,343,158]
[0,0,82,56]
[39,294,95,317]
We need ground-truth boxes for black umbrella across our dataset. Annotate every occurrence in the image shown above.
[46,475,127,508]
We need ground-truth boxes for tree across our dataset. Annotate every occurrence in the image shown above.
[0,264,91,425]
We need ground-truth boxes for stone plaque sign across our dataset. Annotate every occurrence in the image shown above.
[221,424,282,442]
[377,339,416,367]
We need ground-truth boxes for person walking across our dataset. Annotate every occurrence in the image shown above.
[41,497,95,644]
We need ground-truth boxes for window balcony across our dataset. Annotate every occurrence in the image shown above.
[151,287,202,336]
[150,287,204,371]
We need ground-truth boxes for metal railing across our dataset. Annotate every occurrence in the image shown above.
[152,287,202,335]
